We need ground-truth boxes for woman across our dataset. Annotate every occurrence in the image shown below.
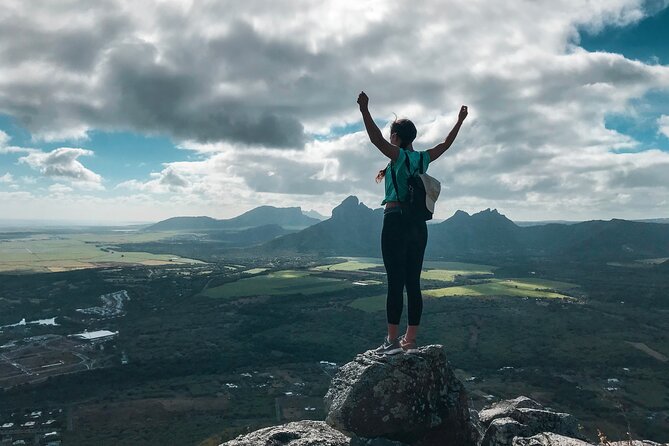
[357,91,468,354]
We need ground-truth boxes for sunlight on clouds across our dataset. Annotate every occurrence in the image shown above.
[0,0,668,220]
[18,147,104,189]
[0,172,14,183]
[658,115,669,138]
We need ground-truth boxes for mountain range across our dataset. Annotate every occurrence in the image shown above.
[147,205,320,231]
[148,197,669,262]
[259,197,669,262]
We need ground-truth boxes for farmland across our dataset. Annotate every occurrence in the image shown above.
[0,234,203,273]
[1,246,668,445]
[201,270,350,298]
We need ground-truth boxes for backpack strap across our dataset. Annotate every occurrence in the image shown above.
[390,162,400,203]
[419,152,424,174]
[390,150,412,203]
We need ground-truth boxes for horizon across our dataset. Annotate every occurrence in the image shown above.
[1,197,668,229]
[1,1,669,222]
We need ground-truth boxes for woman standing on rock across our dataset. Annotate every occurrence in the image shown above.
[357,91,468,354]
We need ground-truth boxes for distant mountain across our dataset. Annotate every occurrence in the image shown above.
[260,197,669,262]
[633,218,669,224]
[147,206,319,231]
[148,216,220,231]
[303,209,328,221]
[206,224,293,247]
[514,220,581,227]
[516,217,669,226]
[427,209,524,258]
[262,196,384,256]
[531,219,669,260]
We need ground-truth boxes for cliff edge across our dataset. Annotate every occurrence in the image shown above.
[220,345,665,446]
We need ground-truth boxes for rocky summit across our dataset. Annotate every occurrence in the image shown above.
[220,346,666,446]
[324,345,476,446]
[477,396,583,446]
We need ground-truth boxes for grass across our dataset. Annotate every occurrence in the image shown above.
[202,270,350,299]
[423,279,575,299]
[0,236,203,273]
[421,261,496,272]
[349,277,577,312]
[421,268,494,282]
[68,231,180,244]
[348,295,385,312]
[243,268,269,274]
[313,259,382,272]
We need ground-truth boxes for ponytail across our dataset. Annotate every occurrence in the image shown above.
[375,167,386,183]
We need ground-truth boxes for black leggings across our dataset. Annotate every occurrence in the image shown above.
[381,211,428,326]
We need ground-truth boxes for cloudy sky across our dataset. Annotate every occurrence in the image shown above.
[1,0,668,223]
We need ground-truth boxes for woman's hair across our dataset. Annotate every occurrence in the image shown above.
[390,118,417,148]
[375,118,417,183]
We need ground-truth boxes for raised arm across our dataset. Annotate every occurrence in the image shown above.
[357,91,400,162]
[427,105,468,162]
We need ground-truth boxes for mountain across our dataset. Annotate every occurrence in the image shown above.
[302,209,328,221]
[260,197,669,262]
[262,196,384,256]
[147,216,220,231]
[204,224,293,246]
[147,206,319,231]
[427,209,523,258]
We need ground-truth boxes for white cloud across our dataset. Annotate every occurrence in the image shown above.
[48,183,74,194]
[116,166,189,193]
[18,147,103,188]
[0,172,14,183]
[658,115,669,138]
[0,130,35,154]
[1,1,669,219]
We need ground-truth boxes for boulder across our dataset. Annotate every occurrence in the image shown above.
[479,396,544,425]
[479,397,583,446]
[481,417,531,446]
[324,345,476,446]
[608,442,665,446]
[350,437,410,446]
[513,432,595,446]
[220,420,351,446]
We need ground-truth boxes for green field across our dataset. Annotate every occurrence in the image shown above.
[421,261,497,272]
[0,236,203,273]
[423,279,576,299]
[421,268,494,282]
[202,270,350,298]
[349,278,578,312]
[67,231,180,244]
[242,268,269,274]
[314,258,382,272]
[348,294,386,312]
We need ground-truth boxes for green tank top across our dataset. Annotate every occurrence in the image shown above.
[381,149,431,205]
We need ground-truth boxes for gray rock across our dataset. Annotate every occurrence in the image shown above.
[513,432,595,446]
[481,417,531,446]
[608,442,666,446]
[514,408,580,439]
[479,396,544,426]
[324,345,476,446]
[350,437,410,446]
[479,397,584,446]
[220,420,351,446]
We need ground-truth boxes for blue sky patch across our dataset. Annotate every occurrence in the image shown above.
[0,114,195,187]
[577,4,669,65]
[604,90,669,153]
[311,121,366,141]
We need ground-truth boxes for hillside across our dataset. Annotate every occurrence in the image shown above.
[262,196,384,256]
[147,206,320,231]
[260,197,669,262]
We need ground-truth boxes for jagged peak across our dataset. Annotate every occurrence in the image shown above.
[331,196,373,219]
